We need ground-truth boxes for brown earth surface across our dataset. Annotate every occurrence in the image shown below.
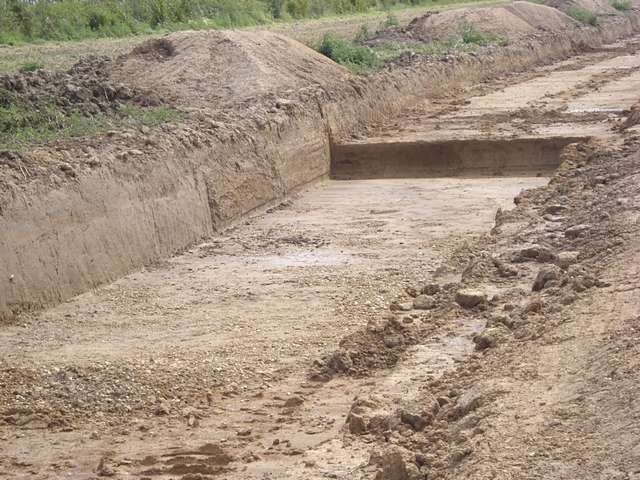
[2,1,640,480]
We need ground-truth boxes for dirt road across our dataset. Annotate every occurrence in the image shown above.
[2,18,640,480]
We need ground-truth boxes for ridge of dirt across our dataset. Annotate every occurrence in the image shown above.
[0,56,160,119]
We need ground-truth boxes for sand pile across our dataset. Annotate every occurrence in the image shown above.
[112,30,352,110]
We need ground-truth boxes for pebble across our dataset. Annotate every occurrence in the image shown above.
[564,224,591,239]
[413,295,436,310]
[555,251,580,269]
[455,289,487,308]
[532,265,562,292]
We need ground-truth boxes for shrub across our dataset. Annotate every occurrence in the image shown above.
[567,7,598,25]
[317,33,380,73]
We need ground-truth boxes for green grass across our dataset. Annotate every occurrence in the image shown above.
[0,0,501,46]
[369,39,478,61]
[0,92,183,151]
[611,0,632,11]
[567,7,598,25]
[18,61,44,72]
[118,104,184,127]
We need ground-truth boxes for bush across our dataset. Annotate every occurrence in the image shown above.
[317,33,380,73]
[611,0,631,11]
[567,7,598,25]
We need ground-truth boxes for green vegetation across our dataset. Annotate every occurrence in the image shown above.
[369,39,479,61]
[316,20,509,73]
[118,104,183,127]
[0,90,183,150]
[0,0,496,45]
[461,23,508,46]
[317,33,381,73]
[611,0,632,11]
[18,61,44,72]
[567,6,598,25]
[377,13,401,31]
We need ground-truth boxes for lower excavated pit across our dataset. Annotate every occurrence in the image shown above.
[331,136,587,179]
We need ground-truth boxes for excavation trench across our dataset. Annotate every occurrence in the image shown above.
[0,137,554,477]
[331,136,586,180]
[5,25,640,479]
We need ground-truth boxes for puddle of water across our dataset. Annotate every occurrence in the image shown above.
[378,316,484,396]
[251,249,353,268]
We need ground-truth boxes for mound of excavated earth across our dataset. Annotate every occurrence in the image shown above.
[407,1,578,42]
[111,30,352,110]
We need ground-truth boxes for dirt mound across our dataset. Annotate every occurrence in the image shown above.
[407,2,577,42]
[504,1,578,31]
[408,6,535,41]
[545,0,618,14]
[112,30,352,110]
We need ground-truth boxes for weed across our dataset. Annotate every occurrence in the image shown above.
[611,0,632,11]
[19,61,44,72]
[567,7,598,25]
[460,23,507,45]
[354,24,371,42]
[462,23,490,44]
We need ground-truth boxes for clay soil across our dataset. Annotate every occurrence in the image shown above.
[2,5,640,480]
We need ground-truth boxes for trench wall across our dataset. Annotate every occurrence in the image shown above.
[1,15,639,320]
[331,137,588,179]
